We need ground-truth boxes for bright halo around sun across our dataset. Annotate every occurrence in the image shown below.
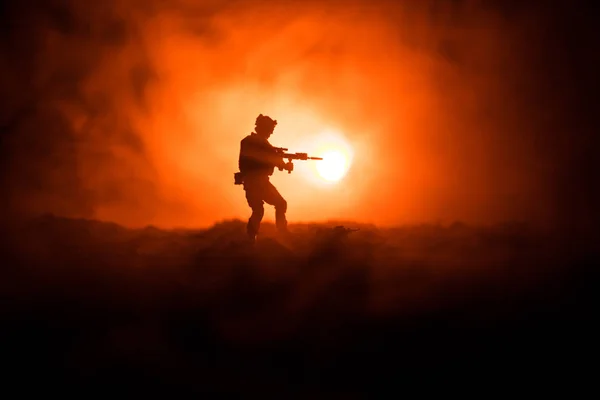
[317,150,350,182]
[284,128,354,187]
[303,129,354,185]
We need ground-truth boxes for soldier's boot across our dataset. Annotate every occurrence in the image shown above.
[276,212,295,246]
[247,205,264,245]
[247,220,259,245]
[275,210,288,232]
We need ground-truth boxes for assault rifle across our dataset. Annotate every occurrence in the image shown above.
[273,147,323,174]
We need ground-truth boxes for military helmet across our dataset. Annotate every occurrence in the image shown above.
[255,114,277,129]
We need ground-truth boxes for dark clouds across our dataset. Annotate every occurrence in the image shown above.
[0,0,157,222]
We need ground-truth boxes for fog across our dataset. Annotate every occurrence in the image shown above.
[1,0,597,232]
[2,2,599,392]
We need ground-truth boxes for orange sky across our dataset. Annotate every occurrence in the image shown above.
[1,0,560,229]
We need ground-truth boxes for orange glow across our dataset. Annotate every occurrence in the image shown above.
[3,1,558,229]
[289,129,355,186]
[316,151,349,182]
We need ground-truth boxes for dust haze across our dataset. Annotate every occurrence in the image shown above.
[3,0,595,231]
[1,1,599,393]
[3,215,597,394]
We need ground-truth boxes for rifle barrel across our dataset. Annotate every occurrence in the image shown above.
[281,153,323,161]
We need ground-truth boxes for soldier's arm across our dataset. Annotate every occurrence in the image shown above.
[267,146,286,169]
[242,139,285,168]
[240,139,264,162]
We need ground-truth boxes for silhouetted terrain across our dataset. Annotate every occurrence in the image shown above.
[1,215,597,395]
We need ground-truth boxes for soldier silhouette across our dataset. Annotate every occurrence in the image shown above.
[237,114,293,243]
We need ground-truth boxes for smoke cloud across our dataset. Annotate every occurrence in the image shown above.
[1,0,597,235]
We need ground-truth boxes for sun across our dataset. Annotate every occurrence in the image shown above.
[316,150,350,182]
[283,127,354,186]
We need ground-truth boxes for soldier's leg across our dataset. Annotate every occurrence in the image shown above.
[245,188,265,241]
[263,182,288,233]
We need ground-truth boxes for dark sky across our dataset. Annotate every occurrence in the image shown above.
[0,0,598,238]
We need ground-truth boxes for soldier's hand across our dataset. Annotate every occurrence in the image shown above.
[284,161,294,173]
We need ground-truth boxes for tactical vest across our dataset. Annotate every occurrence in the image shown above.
[238,133,276,176]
